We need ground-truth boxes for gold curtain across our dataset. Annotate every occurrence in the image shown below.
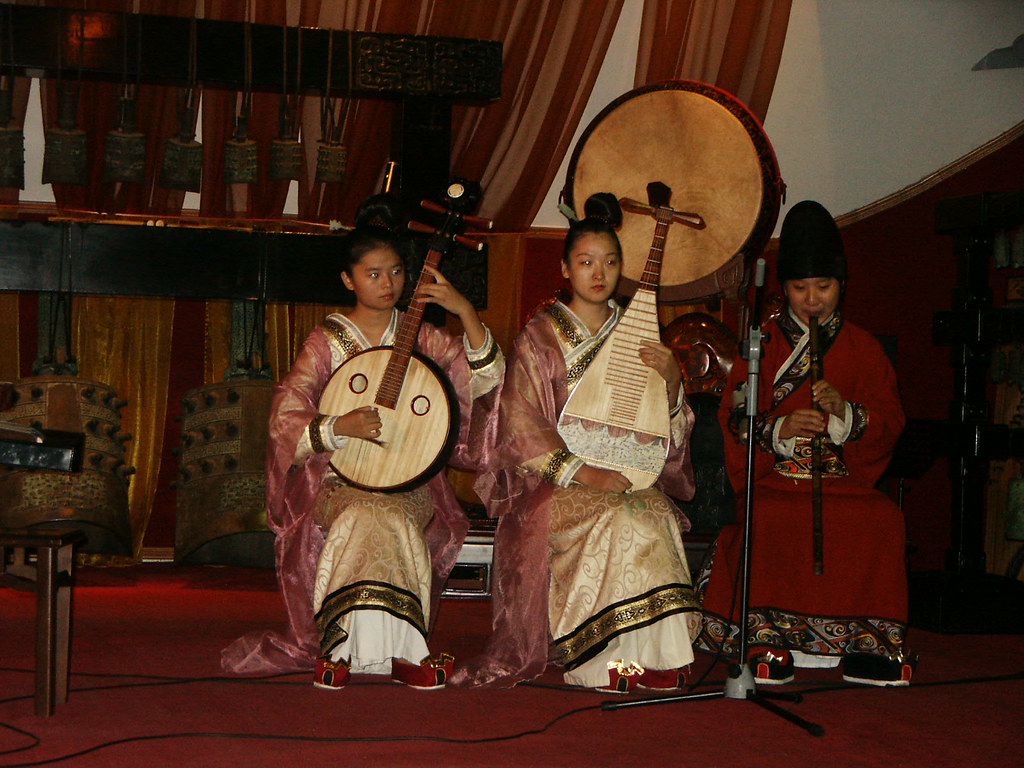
[263,302,346,385]
[72,295,175,557]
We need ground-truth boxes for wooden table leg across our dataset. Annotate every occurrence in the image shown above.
[35,545,57,718]
[55,542,74,706]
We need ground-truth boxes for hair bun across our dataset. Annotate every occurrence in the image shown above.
[355,193,405,231]
[582,192,622,229]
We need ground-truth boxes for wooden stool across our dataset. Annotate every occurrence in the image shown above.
[0,528,85,716]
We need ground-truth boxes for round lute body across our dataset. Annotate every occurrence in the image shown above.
[315,182,490,494]
[320,347,459,492]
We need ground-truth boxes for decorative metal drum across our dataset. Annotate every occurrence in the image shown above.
[174,379,274,567]
[0,376,134,555]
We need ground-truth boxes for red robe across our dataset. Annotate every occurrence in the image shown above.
[698,311,909,660]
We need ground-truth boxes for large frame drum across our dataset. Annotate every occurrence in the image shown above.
[0,376,133,555]
[564,80,784,302]
[174,379,274,567]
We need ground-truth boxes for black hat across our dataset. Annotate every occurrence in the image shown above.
[777,200,846,282]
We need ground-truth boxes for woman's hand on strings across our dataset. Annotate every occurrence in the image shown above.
[332,405,383,440]
[416,264,488,348]
[639,340,683,403]
[574,464,632,494]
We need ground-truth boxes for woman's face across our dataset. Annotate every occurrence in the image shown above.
[561,232,622,306]
[340,246,406,311]
[783,276,841,325]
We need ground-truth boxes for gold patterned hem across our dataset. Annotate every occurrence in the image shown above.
[773,438,849,479]
[545,303,588,347]
[540,448,573,483]
[323,316,363,359]
[468,337,500,370]
[554,583,700,670]
[309,414,327,454]
[564,343,605,389]
[315,579,427,656]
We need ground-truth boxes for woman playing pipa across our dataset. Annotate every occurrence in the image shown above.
[453,193,701,692]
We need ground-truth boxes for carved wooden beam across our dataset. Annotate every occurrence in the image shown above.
[0,3,502,100]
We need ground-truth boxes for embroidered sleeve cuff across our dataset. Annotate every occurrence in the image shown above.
[309,414,348,454]
[772,416,797,457]
[847,402,868,441]
[465,328,500,370]
[532,447,584,487]
[756,413,778,454]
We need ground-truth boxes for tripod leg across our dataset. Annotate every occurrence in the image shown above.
[747,692,825,737]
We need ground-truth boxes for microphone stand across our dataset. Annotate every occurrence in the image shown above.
[602,258,824,737]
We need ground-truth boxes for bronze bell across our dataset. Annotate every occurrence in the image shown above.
[42,86,88,186]
[104,93,146,184]
[160,100,202,192]
[224,112,257,184]
[269,99,301,181]
[0,86,23,189]
[270,137,302,181]
[315,141,347,184]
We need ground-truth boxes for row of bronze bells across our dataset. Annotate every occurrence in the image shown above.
[0,86,348,190]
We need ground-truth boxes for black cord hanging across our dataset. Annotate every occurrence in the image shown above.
[269,22,303,181]
[35,223,78,376]
[0,3,24,189]
[42,9,89,186]
[224,13,257,184]
[104,9,146,184]
[160,16,202,192]
[315,29,349,184]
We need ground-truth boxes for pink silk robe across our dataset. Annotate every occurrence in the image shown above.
[453,302,698,687]
[222,316,482,674]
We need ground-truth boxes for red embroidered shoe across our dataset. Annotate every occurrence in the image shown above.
[598,660,645,693]
[637,666,689,690]
[750,649,795,686]
[841,652,917,687]
[313,656,351,690]
[391,654,455,690]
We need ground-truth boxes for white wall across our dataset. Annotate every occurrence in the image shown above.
[532,0,1024,232]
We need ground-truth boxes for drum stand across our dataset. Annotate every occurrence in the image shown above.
[603,259,824,737]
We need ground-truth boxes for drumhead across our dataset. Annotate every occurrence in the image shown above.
[565,80,783,302]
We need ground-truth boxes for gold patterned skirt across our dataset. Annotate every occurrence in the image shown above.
[548,486,700,686]
[312,477,434,672]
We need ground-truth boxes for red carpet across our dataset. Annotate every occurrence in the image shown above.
[1,564,1021,768]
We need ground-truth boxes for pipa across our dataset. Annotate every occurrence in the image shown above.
[557,182,703,490]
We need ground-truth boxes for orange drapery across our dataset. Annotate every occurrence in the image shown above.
[635,0,792,121]
[2,1,793,553]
